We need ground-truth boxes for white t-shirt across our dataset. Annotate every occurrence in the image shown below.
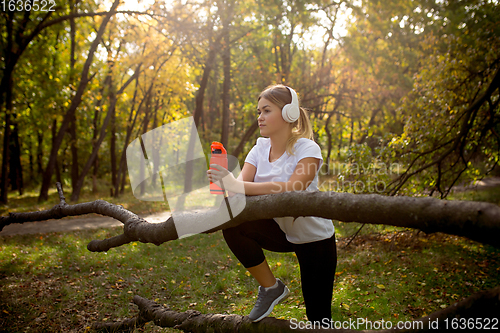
[245,137,335,244]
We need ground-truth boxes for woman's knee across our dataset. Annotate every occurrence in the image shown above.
[222,223,245,241]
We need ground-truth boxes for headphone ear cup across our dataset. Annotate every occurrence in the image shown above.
[282,104,291,122]
[282,86,300,123]
[282,103,299,123]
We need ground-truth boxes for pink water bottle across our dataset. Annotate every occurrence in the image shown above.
[210,142,228,195]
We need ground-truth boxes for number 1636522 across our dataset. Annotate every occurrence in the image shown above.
[2,0,56,12]
[444,318,498,330]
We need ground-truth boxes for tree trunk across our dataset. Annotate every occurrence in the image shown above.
[1,110,11,203]
[273,25,281,80]
[220,2,231,147]
[8,119,23,194]
[114,74,140,197]
[92,158,99,194]
[182,34,223,208]
[91,73,109,194]
[69,0,79,190]
[0,1,130,203]
[38,0,121,202]
[193,33,224,128]
[36,131,44,177]
[69,107,79,190]
[0,7,112,202]
[349,118,354,147]
[324,112,334,175]
[150,102,159,186]
[70,64,141,202]
[176,117,199,211]
[139,97,153,196]
[337,112,342,158]
[120,165,127,195]
[51,119,62,190]
[357,106,382,145]
[0,11,23,203]
[0,43,14,203]
[109,75,117,196]
[230,120,258,163]
[112,54,172,197]
[28,134,34,183]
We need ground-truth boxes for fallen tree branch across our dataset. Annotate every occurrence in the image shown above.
[93,295,314,333]
[131,191,500,249]
[1,184,499,250]
[92,286,500,333]
[0,183,160,250]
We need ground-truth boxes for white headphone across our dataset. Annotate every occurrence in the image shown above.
[282,86,300,123]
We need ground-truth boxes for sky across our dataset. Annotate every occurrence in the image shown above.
[119,0,350,50]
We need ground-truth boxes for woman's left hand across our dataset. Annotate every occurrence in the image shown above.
[207,164,240,192]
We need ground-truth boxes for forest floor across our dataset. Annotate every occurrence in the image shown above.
[1,178,499,332]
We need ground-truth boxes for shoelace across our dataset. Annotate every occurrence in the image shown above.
[255,287,268,306]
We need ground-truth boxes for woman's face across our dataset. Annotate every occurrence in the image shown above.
[257,97,289,138]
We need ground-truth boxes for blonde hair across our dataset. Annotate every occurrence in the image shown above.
[258,84,314,155]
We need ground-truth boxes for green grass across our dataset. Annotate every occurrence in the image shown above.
[0,184,169,217]
[447,186,500,205]
[1,183,499,332]
[1,224,499,332]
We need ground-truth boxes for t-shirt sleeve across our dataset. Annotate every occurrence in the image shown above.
[244,144,259,168]
[295,139,324,170]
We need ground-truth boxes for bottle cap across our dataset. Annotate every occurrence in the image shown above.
[211,141,226,153]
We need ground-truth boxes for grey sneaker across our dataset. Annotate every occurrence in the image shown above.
[248,278,289,322]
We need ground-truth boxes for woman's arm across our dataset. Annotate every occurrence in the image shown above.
[237,162,257,182]
[226,162,256,196]
[242,157,320,195]
[208,158,320,196]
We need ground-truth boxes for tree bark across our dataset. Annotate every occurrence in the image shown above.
[219,0,232,147]
[92,285,500,332]
[8,118,23,195]
[109,72,117,196]
[0,109,11,204]
[38,0,121,202]
[193,33,224,128]
[1,10,33,204]
[69,0,79,190]
[70,63,141,202]
[92,66,113,194]
[2,190,499,250]
[230,120,258,164]
[324,112,334,174]
[114,74,140,197]
[0,3,134,203]
[51,119,62,188]
[93,295,319,333]
[0,12,14,203]
[36,131,44,176]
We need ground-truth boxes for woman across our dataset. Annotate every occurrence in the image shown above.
[207,84,337,323]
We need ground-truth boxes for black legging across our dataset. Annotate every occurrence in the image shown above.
[222,219,337,322]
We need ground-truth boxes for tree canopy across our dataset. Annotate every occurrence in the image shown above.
[0,0,498,203]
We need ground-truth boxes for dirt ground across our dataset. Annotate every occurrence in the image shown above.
[0,210,171,236]
[1,177,498,237]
